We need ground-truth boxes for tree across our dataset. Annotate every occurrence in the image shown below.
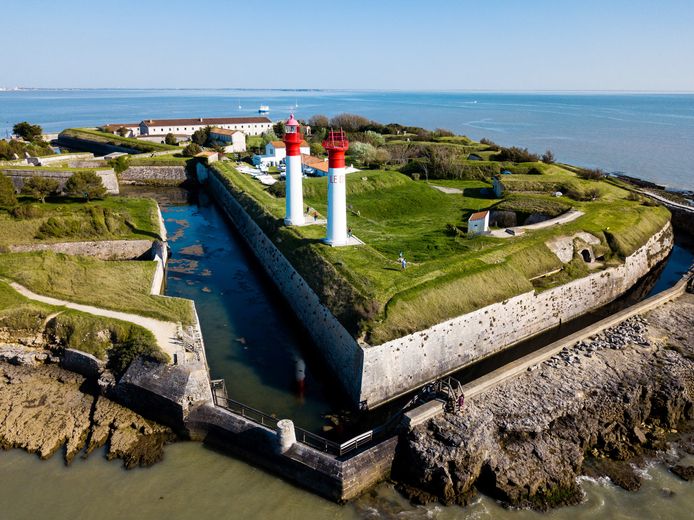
[116,127,130,137]
[164,133,177,145]
[541,150,555,164]
[262,129,278,146]
[329,113,371,132]
[0,172,18,208]
[108,155,129,174]
[349,142,376,166]
[308,114,329,128]
[13,122,43,142]
[272,121,285,138]
[191,126,211,146]
[494,146,539,163]
[64,171,106,201]
[182,143,202,157]
[21,176,59,203]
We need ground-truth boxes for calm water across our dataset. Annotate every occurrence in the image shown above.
[1,89,693,189]
[0,91,692,517]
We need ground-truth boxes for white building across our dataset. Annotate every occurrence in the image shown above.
[253,139,310,167]
[103,123,141,137]
[209,127,246,153]
[139,117,272,137]
[468,210,490,236]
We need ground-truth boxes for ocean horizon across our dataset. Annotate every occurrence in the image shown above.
[1,88,693,190]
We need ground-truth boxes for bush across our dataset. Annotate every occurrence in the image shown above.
[0,172,18,208]
[493,146,540,163]
[13,122,43,142]
[108,155,130,174]
[11,203,44,219]
[21,176,59,203]
[64,170,107,200]
[191,126,211,146]
[267,181,286,198]
[577,168,605,180]
[480,137,500,151]
[541,150,555,164]
[182,143,202,157]
[164,133,177,145]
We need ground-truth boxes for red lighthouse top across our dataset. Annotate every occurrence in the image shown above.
[283,114,302,155]
[322,129,349,169]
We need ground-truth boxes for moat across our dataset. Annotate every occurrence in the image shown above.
[124,185,694,438]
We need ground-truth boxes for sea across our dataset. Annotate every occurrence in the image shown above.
[1,89,693,190]
[0,89,692,519]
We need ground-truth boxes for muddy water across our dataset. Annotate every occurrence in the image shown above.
[0,442,692,520]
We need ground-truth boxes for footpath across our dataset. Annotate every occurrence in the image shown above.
[7,282,180,359]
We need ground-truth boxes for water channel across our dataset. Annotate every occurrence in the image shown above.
[150,185,693,438]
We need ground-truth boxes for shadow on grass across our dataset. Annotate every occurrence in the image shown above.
[463,187,495,199]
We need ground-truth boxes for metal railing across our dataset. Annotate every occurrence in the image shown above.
[209,379,384,457]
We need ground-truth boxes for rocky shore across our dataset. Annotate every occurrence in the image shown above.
[393,291,694,510]
[0,344,174,468]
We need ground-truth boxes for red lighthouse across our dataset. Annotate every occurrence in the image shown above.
[283,114,304,225]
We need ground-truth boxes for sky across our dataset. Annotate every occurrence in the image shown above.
[1,0,693,91]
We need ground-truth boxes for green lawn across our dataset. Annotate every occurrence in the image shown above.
[60,128,178,153]
[0,197,162,247]
[211,162,670,344]
[0,281,167,374]
[127,153,192,166]
[0,252,194,325]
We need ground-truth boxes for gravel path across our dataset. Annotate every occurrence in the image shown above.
[489,209,584,238]
[8,282,180,359]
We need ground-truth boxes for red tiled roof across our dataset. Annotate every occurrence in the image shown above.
[141,117,271,127]
[468,210,489,221]
[105,123,139,129]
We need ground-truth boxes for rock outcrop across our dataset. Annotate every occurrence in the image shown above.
[393,293,694,510]
[0,354,173,467]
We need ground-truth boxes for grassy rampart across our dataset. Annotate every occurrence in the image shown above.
[59,128,178,153]
[210,161,670,345]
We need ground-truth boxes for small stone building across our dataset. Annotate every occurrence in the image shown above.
[209,128,246,153]
[468,210,490,236]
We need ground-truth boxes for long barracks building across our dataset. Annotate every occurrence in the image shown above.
[137,116,273,136]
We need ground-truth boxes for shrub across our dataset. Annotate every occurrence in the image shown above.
[182,143,202,157]
[64,170,107,200]
[11,203,44,219]
[12,121,43,142]
[493,146,540,163]
[480,137,500,151]
[164,133,177,145]
[267,181,286,198]
[0,172,18,208]
[577,168,605,180]
[541,150,555,164]
[21,176,60,203]
[108,155,130,174]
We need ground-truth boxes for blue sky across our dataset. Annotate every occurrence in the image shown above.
[2,0,693,91]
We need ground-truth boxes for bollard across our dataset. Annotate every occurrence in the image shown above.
[276,419,296,454]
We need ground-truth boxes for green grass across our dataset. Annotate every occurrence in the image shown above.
[210,162,670,344]
[0,197,162,247]
[0,252,194,324]
[60,128,178,153]
[127,153,192,166]
[0,281,167,373]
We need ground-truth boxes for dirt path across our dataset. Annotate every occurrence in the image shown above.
[489,209,584,238]
[8,282,180,359]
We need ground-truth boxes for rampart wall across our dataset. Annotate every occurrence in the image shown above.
[204,164,674,408]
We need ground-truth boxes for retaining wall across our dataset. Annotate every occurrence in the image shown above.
[361,223,673,405]
[9,239,154,260]
[3,168,119,195]
[204,165,674,409]
[120,165,188,186]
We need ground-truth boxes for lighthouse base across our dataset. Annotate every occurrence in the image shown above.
[322,235,364,247]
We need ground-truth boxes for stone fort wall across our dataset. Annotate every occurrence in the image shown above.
[204,164,674,408]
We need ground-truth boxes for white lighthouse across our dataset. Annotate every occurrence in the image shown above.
[283,114,305,226]
[323,130,350,245]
